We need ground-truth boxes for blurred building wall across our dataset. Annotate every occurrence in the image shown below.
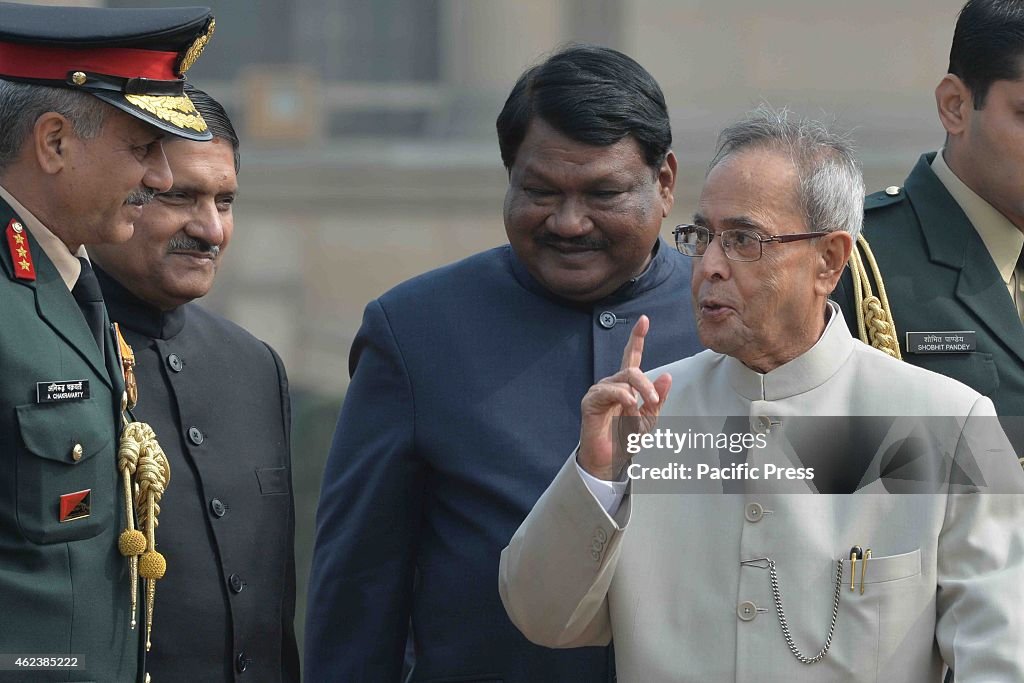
[181,0,967,394]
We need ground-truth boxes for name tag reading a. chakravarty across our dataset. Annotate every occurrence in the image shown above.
[905,331,977,354]
[36,379,90,403]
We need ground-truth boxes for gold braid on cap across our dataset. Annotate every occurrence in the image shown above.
[178,17,215,74]
[849,234,902,360]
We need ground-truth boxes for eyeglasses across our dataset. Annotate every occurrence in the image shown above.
[673,224,828,262]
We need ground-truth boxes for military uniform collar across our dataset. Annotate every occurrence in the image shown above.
[930,150,1023,288]
[0,183,86,290]
[94,264,186,340]
[507,237,677,309]
[725,301,854,401]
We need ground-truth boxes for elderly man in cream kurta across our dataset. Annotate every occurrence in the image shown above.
[499,110,1024,682]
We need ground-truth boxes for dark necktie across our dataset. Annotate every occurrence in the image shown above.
[1016,247,1024,323]
[72,257,106,358]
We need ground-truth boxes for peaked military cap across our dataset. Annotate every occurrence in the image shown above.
[0,2,215,140]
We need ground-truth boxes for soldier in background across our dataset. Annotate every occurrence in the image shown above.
[835,0,1024,417]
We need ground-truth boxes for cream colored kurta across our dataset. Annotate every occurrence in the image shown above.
[500,304,1024,682]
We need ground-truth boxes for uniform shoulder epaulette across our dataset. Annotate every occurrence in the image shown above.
[864,186,906,211]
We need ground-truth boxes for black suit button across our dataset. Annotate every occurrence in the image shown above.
[210,499,226,518]
[188,426,204,445]
[166,353,183,372]
[229,573,245,593]
[236,651,250,673]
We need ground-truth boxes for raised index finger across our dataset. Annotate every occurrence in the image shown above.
[619,315,650,372]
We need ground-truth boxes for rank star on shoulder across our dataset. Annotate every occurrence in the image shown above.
[18,258,30,271]
[16,246,27,258]
[13,233,24,245]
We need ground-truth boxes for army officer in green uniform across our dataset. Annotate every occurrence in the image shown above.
[0,4,215,681]
[834,0,1024,418]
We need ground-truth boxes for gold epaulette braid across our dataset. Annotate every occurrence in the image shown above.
[117,427,146,628]
[849,234,902,360]
[117,421,171,651]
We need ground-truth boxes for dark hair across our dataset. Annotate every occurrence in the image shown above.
[948,0,1024,108]
[183,81,240,171]
[496,44,671,172]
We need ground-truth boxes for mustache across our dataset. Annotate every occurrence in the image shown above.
[536,234,610,250]
[167,234,221,258]
[125,188,156,206]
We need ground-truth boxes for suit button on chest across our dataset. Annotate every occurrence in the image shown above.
[71,443,83,461]
[187,426,204,445]
[737,600,758,621]
[229,573,245,593]
[166,353,183,372]
[598,311,617,329]
[210,498,226,518]
[745,502,764,522]
[236,651,250,673]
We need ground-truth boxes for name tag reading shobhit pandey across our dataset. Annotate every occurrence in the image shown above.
[906,331,977,354]
[36,380,90,403]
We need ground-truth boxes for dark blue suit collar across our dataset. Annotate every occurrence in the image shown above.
[506,237,677,309]
[94,264,186,340]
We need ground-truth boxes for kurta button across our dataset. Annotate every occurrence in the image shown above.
[229,573,245,593]
[210,499,226,518]
[236,651,249,673]
[188,426,204,445]
[167,353,183,372]
[71,443,83,461]
[598,311,617,329]
[738,600,758,621]
[745,502,764,522]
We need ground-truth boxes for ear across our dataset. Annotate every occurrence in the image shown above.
[935,74,972,137]
[815,230,853,297]
[32,112,73,175]
[657,150,677,217]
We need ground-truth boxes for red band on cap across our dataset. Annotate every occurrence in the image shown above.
[0,41,178,82]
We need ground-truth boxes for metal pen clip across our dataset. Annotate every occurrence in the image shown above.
[849,546,863,591]
[848,545,872,593]
[860,549,871,594]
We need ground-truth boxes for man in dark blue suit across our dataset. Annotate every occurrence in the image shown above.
[305,45,703,682]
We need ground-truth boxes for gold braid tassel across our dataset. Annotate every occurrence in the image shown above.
[117,424,148,628]
[849,234,902,360]
[132,424,171,652]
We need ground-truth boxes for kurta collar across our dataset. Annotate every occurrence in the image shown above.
[0,183,87,291]
[931,150,1023,287]
[725,301,854,401]
[507,237,677,308]
[94,264,186,340]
